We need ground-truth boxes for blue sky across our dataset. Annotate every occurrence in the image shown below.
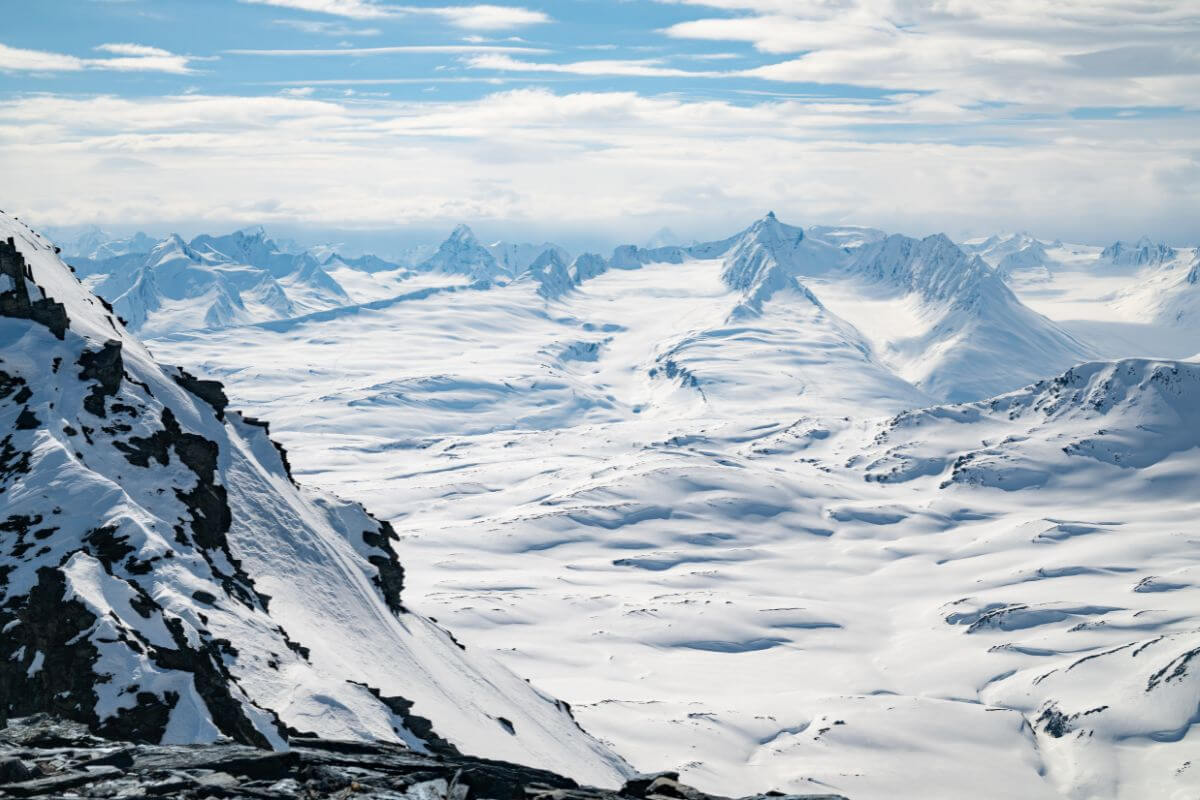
[1,0,1198,246]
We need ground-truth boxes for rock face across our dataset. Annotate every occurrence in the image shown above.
[0,211,628,786]
[0,715,849,800]
[0,238,68,340]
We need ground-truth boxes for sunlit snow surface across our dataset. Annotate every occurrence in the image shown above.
[149,229,1200,799]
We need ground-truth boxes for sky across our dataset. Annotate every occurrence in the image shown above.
[1,0,1198,248]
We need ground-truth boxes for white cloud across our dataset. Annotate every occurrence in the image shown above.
[659,0,1200,111]
[465,54,726,78]
[240,0,396,18]
[0,42,198,74]
[422,5,549,30]
[241,0,550,29]
[229,44,548,55]
[0,88,1195,244]
[273,19,382,35]
[0,43,86,72]
[95,43,175,58]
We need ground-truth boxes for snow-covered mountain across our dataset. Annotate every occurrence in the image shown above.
[1100,236,1177,269]
[47,225,158,261]
[15,205,1200,799]
[833,232,1094,401]
[602,214,1092,403]
[488,240,572,277]
[963,232,1057,280]
[70,229,352,337]
[417,225,575,284]
[0,212,629,786]
[148,208,1200,798]
[418,224,507,282]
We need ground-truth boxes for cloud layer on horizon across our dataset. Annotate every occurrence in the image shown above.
[0,0,1197,243]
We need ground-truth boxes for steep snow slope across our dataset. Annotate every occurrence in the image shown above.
[816,233,1094,402]
[1110,248,1200,327]
[0,213,628,786]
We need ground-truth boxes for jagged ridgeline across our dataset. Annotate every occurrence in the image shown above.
[0,213,628,787]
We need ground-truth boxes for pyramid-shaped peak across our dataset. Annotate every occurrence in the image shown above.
[744,211,802,241]
[530,247,567,270]
[152,233,194,259]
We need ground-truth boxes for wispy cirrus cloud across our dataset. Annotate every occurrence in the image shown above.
[273,19,383,35]
[465,54,727,78]
[228,44,549,55]
[0,42,199,74]
[240,0,551,30]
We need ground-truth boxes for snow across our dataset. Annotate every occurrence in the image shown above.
[10,208,1200,798]
[0,211,628,786]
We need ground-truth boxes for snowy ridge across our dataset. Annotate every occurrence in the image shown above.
[713,212,840,314]
[77,229,351,337]
[1100,237,1177,268]
[0,212,628,786]
[869,359,1200,487]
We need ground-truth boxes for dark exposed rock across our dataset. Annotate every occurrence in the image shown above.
[0,758,40,785]
[0,374,25,402]
[0,716,849,800]
[0,238,68,340]
[363,520,407,614]
[0,569,103,733]
[173,368,229,420]
[11,411,37,432]
[353,683,458,758]
[77,341,123,418]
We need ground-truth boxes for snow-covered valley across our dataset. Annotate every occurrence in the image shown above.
[127,217,1200,799]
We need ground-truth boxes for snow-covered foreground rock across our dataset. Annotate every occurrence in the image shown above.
[0,211,629,787]
[146,214,1200,799]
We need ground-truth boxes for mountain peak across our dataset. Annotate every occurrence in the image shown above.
[420,224,503,281]
[1100,237,1177,267]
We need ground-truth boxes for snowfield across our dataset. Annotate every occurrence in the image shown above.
[135,217,1200,798]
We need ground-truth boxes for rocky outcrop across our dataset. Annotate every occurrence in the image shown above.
[0,716,850,800]
[0,238,68,340]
